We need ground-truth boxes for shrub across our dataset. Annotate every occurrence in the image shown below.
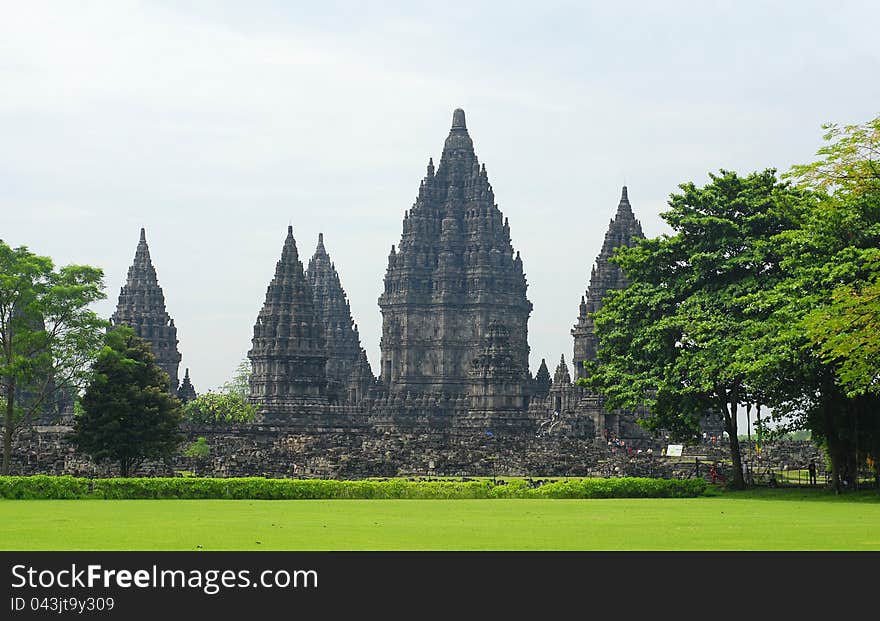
[0,476,707,500]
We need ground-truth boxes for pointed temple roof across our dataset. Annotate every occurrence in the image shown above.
[305,233,367,396]
[534,358,551,397]
[571,187,645,379]
[111,228,182,390]
[176,368,197,404]
[553,354,572,387]
[248,226,327,409]
[379,108,532,394]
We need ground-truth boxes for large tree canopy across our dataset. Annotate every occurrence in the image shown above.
[759,115,880,490]
[0,240,106,474]
[784,115,880,397]
[182,391,255,426]
[73,327,183,477]
[581,169,814,488]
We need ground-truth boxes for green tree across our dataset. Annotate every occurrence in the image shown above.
[73,327,183,476]
[183,436,211,476]
[788,117,880,195]
[0,241,106,474]
[183,436,211,459]
[220,357,251,399]
[582,170,812,488]
[757,118,880,490]
[182,391,255,426]
[784,116,880,397]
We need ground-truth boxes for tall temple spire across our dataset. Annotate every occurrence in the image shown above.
[248,227,327,412]
[571,186,645,379]
[306,232,369,402]
[379,109,532,395]
[111,228,182,391]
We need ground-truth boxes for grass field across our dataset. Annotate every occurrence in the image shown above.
[2,488,879,550]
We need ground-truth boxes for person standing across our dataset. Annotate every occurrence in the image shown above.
[808,459,817,486]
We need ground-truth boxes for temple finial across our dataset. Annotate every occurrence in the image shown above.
[621,186,629,203]
[139,227,146,242]
[451,108,466,130]
[287,225,293,236]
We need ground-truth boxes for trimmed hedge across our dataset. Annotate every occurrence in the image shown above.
[0,476,707,500]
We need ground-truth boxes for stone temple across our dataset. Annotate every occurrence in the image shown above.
[248,226,329,413]
[305,233,372,403]
[378,108,531,395]
[111,228,186,394]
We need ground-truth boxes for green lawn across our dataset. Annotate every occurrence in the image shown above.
[2,488,878,550]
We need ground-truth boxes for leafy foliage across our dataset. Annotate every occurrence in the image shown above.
[220,358,251,400]
[0,475,707,500]
[72,327,183,476]
[0,240,106,473]
[781,118,880,396]
[581,169,812,488]
[787,117,880,195]
[183,436,211,459]
[182,391,256,426]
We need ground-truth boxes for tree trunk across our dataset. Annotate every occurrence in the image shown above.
[745,402,752,475]
[823,401,844,493]
[2,377,15,475]
[2,423,12,476]
[120,458,129,478]
[722,398,745,489]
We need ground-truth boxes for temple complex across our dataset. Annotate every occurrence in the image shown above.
[239,111,657,445]
[88,110,701,477]
[111,228,183,391]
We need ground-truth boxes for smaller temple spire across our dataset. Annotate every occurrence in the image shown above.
[306,232,364,403]
[534,358,551,397]
[176,368,197,404]
[553,354,572,386]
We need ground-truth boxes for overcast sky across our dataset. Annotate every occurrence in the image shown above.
[3,0,879,426]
